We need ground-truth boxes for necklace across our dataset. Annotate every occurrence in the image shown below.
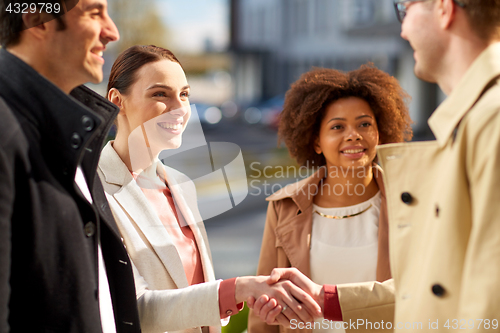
[313,204,373,220]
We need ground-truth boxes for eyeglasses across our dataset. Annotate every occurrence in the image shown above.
[393,0,466,23]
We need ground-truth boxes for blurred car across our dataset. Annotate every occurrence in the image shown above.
[242,95,284,130]
[192,103,223,131]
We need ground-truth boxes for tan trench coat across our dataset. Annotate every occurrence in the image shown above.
[248,164,392,333]
[337,42,500,332]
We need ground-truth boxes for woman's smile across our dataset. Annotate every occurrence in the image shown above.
[157,121,183,134]
[340,145,368,159]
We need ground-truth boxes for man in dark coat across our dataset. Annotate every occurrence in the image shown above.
[0,0,141,332]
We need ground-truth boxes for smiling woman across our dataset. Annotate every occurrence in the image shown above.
[248,64,413,333]
[107,46,191,170]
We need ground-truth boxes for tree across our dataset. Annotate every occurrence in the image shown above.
[108,0,172,52]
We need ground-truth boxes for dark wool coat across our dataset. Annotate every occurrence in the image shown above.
[0,48,140,333]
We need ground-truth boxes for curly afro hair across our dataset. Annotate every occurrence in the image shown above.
[278,64,413,167]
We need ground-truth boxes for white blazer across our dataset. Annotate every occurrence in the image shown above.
[98,141,223,333]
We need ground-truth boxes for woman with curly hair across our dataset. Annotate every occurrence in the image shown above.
[248,64,413,333]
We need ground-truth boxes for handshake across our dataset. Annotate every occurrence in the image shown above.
[235,268,325,327]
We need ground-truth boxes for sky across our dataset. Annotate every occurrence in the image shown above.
[155,0,230,53]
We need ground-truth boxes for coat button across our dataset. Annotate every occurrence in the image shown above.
[82,116,94,132]
[225,309,233,316]
[401,192,413,205]
[71,133,82,149]
[84,222,96,237]
[432,284,445,297]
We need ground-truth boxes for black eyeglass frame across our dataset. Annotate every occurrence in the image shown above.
[393,0,466,23]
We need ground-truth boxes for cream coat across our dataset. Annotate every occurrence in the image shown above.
[98,142,223,333]
[248,164,392,333]
[337,42,500,332]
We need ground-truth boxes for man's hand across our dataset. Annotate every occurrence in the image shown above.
[236,275,321,327]
[247,268,325,325]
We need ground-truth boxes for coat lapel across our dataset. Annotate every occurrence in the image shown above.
[428,43,500,147]
[267,167,326,277]
[274,205,314,278]
[99,142,188,288]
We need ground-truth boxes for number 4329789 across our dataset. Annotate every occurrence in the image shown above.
[5,3,61,14]
[444,319,499,330]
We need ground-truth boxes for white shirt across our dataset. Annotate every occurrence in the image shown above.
[310,192,381,333]
[75,166,117,333]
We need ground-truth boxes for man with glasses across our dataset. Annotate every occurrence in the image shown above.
[250,0,500,331]
[393,0,465,23]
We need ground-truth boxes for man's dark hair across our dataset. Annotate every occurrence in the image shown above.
[0,0,77,47]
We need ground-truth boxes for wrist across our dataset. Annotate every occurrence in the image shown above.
[235,276,267,304]
[318,285,325,312]
[234,276,251,304]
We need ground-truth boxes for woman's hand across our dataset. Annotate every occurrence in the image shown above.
[247,294,288,326]
[235,275,321,326]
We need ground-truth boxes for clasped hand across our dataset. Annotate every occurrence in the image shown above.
[244,268,324,327]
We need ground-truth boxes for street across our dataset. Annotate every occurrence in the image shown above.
[201,118,288,279]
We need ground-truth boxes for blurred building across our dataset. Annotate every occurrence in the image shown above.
[230,0,443,139]
[178,53,234,105]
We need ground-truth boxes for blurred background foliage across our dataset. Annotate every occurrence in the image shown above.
[108,0,170,53]
[222,306,249,333]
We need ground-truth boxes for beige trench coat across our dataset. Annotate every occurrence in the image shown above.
[337,42,500,332]
[248,164,392,333]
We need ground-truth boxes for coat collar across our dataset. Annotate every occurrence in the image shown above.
[98,141,133,187]
[428,42,500,147]
[0,48,119,185]
[266,166,326,212]
[267,164,386,208]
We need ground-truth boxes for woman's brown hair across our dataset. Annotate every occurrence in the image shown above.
[278,64,413,167]
[107,45,181,95]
